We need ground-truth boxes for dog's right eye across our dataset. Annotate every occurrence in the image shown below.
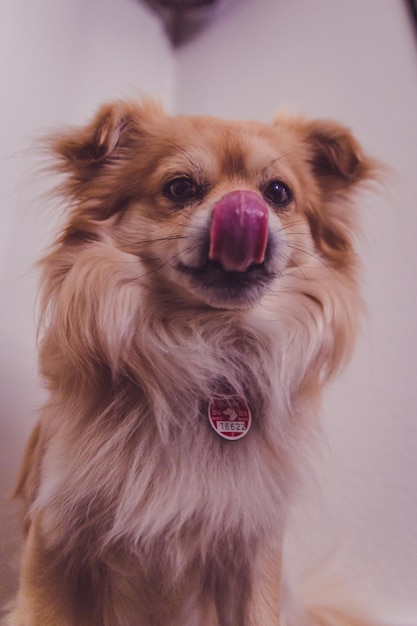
[163,177,199,203]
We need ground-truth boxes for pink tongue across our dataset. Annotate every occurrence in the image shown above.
[209,190,269,272]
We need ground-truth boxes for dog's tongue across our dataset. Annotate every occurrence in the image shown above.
[209,190,269,272]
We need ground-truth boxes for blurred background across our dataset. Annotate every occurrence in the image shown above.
[1,0,417,621]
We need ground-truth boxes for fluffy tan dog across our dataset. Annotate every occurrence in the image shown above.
[7,101,377,625]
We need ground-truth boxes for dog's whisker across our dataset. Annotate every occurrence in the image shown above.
[283,231,314,237]
[285,242,335,272]
[120,235,189,250]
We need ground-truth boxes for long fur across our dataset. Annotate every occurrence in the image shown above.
[6,100,378,625]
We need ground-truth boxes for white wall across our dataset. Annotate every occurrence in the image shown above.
[176,0,417,620]
[1,0,417,621]
[0,0,174,604]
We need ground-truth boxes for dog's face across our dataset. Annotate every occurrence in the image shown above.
[52,101,372,310]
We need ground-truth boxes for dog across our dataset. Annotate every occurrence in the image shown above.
[6,100,377,625]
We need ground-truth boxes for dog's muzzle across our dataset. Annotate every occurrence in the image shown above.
[209,190,269,273]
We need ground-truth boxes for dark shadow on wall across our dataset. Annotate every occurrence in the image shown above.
[143,0,417,49]
[140,0,239,45]
[406,0,417,32]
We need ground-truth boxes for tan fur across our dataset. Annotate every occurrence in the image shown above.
[6,101,378,625]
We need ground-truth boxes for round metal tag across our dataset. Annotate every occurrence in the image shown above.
[208,396,252,440]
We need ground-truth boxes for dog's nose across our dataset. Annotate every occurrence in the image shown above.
[209,190,269,272]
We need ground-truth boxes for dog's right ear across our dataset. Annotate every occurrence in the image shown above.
[52,102,132,168]
[50,99,166,169]
[46,100,165,222]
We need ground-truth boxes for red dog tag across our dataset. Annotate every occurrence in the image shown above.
[208,396,252,440]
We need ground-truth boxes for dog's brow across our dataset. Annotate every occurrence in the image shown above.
[221,144,248,179]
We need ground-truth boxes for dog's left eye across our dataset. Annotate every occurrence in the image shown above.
[163,177,199,203]
[263,180,292,208]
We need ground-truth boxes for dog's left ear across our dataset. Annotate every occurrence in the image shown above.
[301,119,375,264]
[305,119,371,185]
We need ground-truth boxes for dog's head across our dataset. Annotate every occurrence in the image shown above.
[50,100,374,309]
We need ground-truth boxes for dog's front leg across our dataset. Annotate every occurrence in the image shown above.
[247,541,283,626]
[8,521,77,626]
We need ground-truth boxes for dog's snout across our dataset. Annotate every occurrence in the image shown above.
[208,190,269,273]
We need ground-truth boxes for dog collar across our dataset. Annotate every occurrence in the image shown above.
[208,396,252,440]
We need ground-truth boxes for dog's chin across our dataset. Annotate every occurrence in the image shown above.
[175,260,274,310]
